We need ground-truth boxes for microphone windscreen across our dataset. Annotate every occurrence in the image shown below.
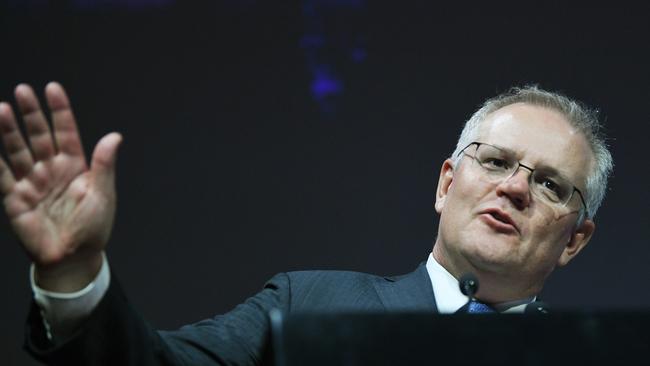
[524,301,550,314]
[459,273,479,297]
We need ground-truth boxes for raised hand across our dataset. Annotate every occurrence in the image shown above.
[0,82,122,292]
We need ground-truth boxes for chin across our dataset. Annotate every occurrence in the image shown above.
[462,238,521,274]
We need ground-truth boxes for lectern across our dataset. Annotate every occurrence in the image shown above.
[270,310,650,365]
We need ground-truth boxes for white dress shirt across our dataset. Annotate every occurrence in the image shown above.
[425,252,534,313]
[31,252,111,342]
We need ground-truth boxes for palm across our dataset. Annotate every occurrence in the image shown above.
[0,83,121,266]
[8,154,105,265]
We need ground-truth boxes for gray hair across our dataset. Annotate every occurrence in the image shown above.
[450,85,613,221]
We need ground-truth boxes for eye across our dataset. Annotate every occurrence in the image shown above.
[542,179,560,193]
[483,158,510,170]
[539,178,567,200]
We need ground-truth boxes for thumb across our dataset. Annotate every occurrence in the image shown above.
[90,132,123,191]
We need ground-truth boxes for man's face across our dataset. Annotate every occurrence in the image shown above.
[433,103,595,301]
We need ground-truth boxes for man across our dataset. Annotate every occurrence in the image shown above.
[0,82,612,364]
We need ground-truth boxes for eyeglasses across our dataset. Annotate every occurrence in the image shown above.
[458,142,589,217]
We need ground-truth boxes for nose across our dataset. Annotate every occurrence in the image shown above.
[495,166,531,210]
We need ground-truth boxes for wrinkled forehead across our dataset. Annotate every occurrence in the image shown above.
[476,103,594,187]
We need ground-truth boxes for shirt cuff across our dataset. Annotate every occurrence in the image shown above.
[30,252,111,343]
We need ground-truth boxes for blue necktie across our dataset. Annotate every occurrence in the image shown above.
[459,299,496,314]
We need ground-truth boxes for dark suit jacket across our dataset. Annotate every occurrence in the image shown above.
[25,264,437,365]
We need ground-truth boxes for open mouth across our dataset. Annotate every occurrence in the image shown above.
[489,212,510,225]
[480,209,518,234]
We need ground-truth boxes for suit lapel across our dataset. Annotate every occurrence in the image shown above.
[373,263,438,312]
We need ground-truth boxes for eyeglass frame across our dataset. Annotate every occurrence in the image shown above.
[456,142,589,218]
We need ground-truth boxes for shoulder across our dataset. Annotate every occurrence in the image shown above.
[289,269,384,283]
[262,270,387,311]
[265,268,422,312]
[266,269,387,295]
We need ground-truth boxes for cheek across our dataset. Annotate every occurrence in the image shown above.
[528,208,575,259]
[448,168,494,206]
[438,170,489,236]
[536,204,559,227]
[537,204,575,240]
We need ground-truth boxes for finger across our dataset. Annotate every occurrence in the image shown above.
[14,84,56,161]
[45,82,85,158]
[0,100,34,179]
[0,155,16,195]
[3,179,42,220]
[90,132,123,192]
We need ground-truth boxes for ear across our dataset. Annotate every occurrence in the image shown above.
[434,159,455,214]
[557,219,595,267]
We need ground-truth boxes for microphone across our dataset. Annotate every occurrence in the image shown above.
[459,273,479,299]
[458,273,548,314]
[524,301,550,314]
[456,273,488,313]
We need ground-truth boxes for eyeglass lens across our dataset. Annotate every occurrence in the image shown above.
[470,144,575,205]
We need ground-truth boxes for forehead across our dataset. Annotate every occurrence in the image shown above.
[476,103,593,185]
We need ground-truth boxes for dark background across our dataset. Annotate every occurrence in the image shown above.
[1,2,649,364]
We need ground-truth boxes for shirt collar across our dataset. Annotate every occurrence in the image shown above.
[425,252,535,314]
